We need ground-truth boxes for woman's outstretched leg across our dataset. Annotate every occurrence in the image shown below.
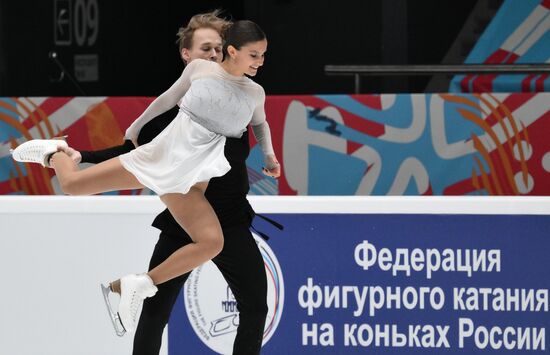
[13,141,225,333]
[50,151,144,195]
[11,139,143,195]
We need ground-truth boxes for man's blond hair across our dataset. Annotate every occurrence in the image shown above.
[176,9,232,52]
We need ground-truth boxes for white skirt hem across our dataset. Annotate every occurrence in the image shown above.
[119,111,230,195]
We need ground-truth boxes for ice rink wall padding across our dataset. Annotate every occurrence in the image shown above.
[1,93,550,196]
[1,196,549,354]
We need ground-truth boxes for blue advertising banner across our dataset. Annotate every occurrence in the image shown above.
[168,212,550,354]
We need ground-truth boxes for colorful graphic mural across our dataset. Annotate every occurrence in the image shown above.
[1,94,549,196]
[451,0,550,93]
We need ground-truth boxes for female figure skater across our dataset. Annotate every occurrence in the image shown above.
[11,20,279,337]
[68,11,277,354]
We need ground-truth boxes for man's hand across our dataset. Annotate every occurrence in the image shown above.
[61,146,82,164]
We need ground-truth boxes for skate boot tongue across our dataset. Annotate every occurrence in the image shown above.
[117,274,157,333]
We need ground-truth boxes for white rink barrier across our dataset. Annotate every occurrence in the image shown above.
[1,196,549,355]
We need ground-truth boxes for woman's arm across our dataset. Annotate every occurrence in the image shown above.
[67,106,179,164]
[125,60,202,144]
[250,87,280,177]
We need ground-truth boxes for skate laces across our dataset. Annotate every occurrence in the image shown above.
[18,142,49,161]
[129,291,140,324]
[128,278,155,324]
[11,140,63,167]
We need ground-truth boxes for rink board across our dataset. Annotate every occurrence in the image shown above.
[0,196,549,354]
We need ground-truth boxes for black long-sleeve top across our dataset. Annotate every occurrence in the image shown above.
[80,106,255,233]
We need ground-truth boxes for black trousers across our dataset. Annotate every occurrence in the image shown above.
[132,223,268,355]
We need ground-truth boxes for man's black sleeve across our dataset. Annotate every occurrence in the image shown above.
[80,139,135,164]
[79,106,179,164]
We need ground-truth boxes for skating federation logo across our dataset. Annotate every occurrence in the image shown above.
[184,233,284,354]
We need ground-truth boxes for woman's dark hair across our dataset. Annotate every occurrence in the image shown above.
[222,20,266,59]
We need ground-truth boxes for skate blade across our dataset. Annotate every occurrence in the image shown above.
[101,284,127,337]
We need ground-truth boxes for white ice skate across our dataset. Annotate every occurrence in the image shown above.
[101,284,127,337]
[10,138,68,167]
[102,274,158,335]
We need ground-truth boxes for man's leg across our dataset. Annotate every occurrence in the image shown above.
[133,231,193,355]
[214,225,268,355]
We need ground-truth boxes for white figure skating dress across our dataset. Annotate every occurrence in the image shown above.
[119,59,274,195]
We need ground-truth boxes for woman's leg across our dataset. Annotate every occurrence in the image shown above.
[110,185,224,334]
[133,231,193,355]
[52,151,223,284]
[50,151,144,195]
[53,147,223,282]
[147,182,224,285]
